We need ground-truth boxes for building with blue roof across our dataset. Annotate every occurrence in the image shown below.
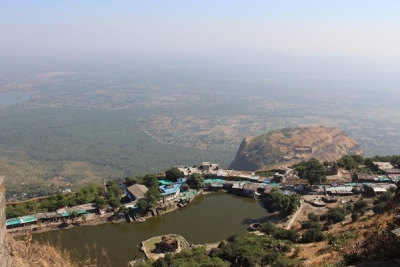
[160,183,181,201]
[6,215,37,229]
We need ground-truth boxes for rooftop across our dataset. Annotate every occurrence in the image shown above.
[373,162,394,169]
[160,183,181,195]
[127,184,149,199]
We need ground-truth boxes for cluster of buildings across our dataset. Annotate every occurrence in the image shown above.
[176,162,294,183]
[6,203,97,229]
[7,160,400,229]
[124,177,191,204]
[354,161,400,196]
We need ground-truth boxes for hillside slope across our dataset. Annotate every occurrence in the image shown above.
[229,126,363,171]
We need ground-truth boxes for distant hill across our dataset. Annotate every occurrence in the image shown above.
[229,126,363,171]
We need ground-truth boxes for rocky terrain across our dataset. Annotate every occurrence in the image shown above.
[229,126,363,171]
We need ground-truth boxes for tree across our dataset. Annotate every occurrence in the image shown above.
[95,197,108,210]
[105,180,117,188]
[303,228,325,243]
[294,158,326,185]
[70,211,79,222]
[125,176,143,186]
[353,200,368,211]
[137,198,150,211]
[337,155,358,170]
[263,187,301,216]
[108,196,122,208]
[146,186,161,201]
[119,205,128,213]
[351,154,364,164]
[25,200,39,213]
[143,174,159,188]
[5,205,24,219]
[165,167,184,182]
[327,208,346,223]
[187,173,204,190]
[106,183,123,198]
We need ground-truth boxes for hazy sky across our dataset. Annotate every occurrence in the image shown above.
[1,1,400,61]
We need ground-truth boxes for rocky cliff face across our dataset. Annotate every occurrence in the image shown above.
[229,126,363,171]
[0,176,11,267]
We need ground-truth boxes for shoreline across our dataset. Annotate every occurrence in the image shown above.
[7,190,206,238]
[7,190,286,239]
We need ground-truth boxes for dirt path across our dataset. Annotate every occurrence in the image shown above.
[285,200,304,230]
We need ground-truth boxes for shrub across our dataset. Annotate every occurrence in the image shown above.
[303,228,325,243]
[351,212,360,222]
[262,222,278,235]
[302,221,323,230]
[273,229,300,242]
[354,200,368,211]
[327,208,346,223]
[308,213,320,222]
[358,208,366,216]
[261,222,299,242]
[343,251,363,265]
[270,256,299,267]
[345,204,354,213]
[372,202,387,214]
[319,214,327,221]
[375,191,394,204]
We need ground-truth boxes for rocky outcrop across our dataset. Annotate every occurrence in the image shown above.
[229,126,363,171]
[0,176,11,267]
[160,235,179,253]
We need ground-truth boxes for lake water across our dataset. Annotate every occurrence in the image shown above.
[0,92,35,106]
[33,192,268,266]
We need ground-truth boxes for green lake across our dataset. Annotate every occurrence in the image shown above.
[33,192,268,266]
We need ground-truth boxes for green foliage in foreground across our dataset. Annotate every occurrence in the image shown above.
[262,222,300,242]
[300,214,326,243]
[136,234,298,267]
[372,190,395,214]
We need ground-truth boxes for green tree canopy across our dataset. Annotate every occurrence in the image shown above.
[5,205,25,219]
[124,176,143,186]
[143,174,159,188]
[70,211,79,222]
[337,155,358,170]
[137,198,150,211]
[294,158,326,185]
[187,173,204,190]
[165,167,184,182]
[108,196,122,208]
[95,197,108,210]
[263,188,301,216]
[106,183,123,199]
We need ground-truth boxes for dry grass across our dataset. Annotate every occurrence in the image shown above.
[7,231,112,267]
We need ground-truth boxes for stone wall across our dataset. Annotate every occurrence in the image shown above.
[0,176,11,267]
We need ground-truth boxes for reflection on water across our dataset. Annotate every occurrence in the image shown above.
[33,192,267,267]
[0,92,35,106]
